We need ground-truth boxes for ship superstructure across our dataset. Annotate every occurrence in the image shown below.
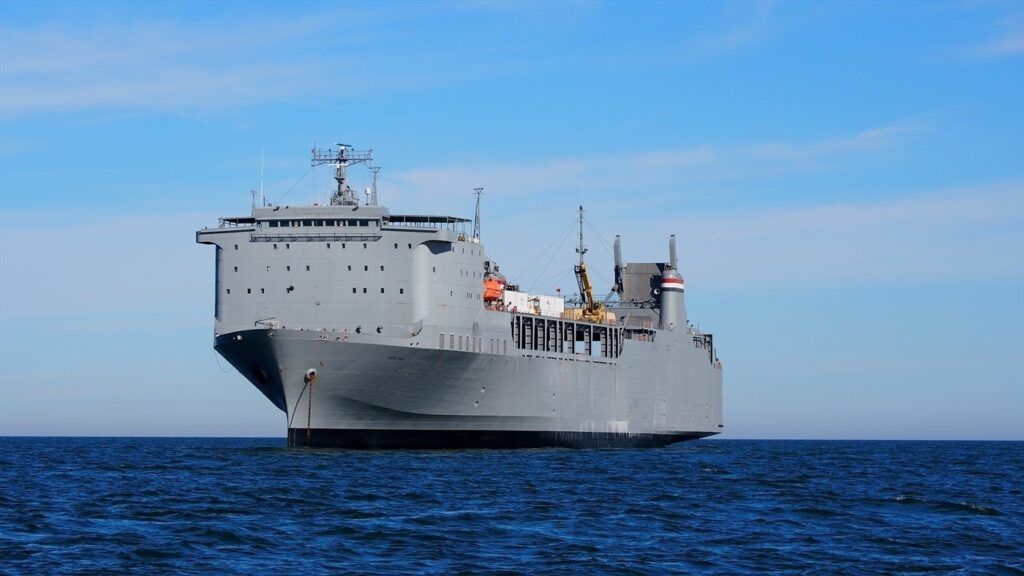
[197,143,722,448]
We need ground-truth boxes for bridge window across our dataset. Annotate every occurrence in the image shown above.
[306,266,310,271]
[247,288,251,294]
[352,288,356,293]
[399,288,404,294]
[380,288,385,294]
[380,265,384,271]
[362,288,367,293]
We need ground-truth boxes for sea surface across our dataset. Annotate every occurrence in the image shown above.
[1,438,1021,575]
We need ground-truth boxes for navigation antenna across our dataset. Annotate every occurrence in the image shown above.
[369,165,382,206]
[310,142,374,206]
[573,205,604,322]
[576,204,587,266]
[472,187,484,240]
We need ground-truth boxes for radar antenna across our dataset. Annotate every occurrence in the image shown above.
[310,142,374,206]
[472,187,484,240]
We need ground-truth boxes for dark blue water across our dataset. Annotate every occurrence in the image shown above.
[1,439,1021,574]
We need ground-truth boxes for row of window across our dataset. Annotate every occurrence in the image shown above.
[265,219,378,228]
[232,265,392,272]
[225,287,406,295]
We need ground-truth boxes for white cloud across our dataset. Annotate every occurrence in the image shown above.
[971,31,1024,57]
[383,122,920,212]
[743,123,920,161]
[962,9,1024,59]
[471,180,1022,295]
[636,181,1024,288]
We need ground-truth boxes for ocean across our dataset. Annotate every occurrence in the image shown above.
[1,438,1021,575]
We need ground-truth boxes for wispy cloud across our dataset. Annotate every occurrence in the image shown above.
[0,16,347,117]
[962,9,1024,59]
[743,123,921,161]
[384,122,921,211]
[480,180,1024,294]
[667,180,1024,288]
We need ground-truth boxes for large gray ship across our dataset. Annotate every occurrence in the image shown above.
[197,143,723,448]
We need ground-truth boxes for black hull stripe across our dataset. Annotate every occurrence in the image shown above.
[286,428,712,449]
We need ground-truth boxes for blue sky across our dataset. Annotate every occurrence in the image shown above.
[1,0,1021,439]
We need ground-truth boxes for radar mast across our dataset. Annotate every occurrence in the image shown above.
[311,142,374,206]
[472,187,484,240]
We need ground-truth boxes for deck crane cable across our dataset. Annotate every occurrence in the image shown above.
[527,223,577,294]
[514,218,576,283]
[273,164,315,205]
[533,267,576,296]
[584,217,616,260]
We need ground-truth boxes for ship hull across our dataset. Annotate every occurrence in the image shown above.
[286,428,705,449]
[215,329,722,449]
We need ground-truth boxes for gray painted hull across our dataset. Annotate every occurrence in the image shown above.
[215,328,722,449]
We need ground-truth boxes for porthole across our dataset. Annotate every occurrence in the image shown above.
[362,288,367,293]
[306,265,310,271]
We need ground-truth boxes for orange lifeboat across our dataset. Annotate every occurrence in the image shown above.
[483,277,505,302]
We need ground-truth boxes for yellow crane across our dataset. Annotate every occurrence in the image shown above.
[572,205,610,324]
